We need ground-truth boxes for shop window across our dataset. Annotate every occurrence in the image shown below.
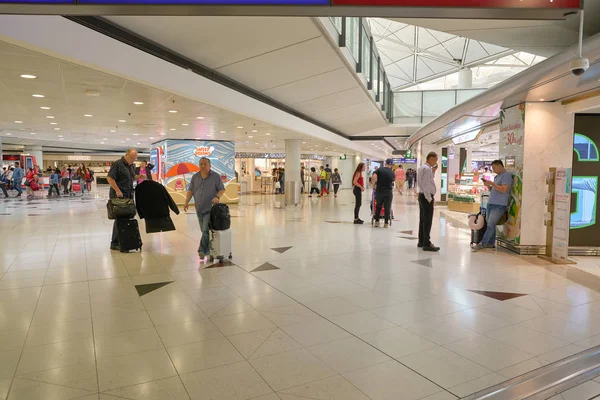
[574,133,599,161]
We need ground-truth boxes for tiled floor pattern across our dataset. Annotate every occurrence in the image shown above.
[1,190,600,400]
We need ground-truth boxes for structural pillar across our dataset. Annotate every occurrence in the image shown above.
[284,139,301,205]
[247,158,256,193]
[24,146,43,169]
[458,68,473,89]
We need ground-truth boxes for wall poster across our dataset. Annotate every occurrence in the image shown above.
[499,103,526,243]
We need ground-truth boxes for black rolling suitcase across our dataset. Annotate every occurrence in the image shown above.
[116,218,143,252]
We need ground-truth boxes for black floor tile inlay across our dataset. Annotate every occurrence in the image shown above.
[135,281,173,296]
[467,290,528,301]
[411,259,433,268]
[251,262,280,272]
[400,230,414,235]
[271,246,293,254]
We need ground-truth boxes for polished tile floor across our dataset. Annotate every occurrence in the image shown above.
[1,188,600,400]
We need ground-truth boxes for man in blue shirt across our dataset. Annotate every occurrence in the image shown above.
[473,160,513,251]
[12,162,23,197]
[183,157,225,259]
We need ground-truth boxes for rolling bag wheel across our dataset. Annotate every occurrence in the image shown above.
[209,256,215,262]
[228,253,233,260]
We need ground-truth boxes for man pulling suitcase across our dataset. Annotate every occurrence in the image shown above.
[183,157,226,261]
[106,148,147,251]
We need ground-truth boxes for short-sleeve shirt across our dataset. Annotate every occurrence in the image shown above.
[488,171,513,206]
[395,168,406,180]
[189,170,225,214]
[374,167,395,192]
[107,157,135,199]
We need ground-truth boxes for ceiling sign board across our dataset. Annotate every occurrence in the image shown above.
[331,0,580,7]
[78,0,329,3]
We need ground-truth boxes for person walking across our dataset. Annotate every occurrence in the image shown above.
[25,167,36,199]
[106,149,146,250]
[324,164,332,192]
[278,168,285,195]
[472,160,513,252]
[352,163,366,224]
[308,167,320,197]
[406,168,415,191]
[318,166,329,197]
[417,152,439,252]
[395,165,406,195]
[0,168,9,198]
[47,168,61,198]
[183,157,225,260]
[331,168,342,198]
[61,166,70,195]
[371,159,395,228]
[12,162,23,197]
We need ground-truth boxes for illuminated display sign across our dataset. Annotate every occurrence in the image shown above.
[331,0,580,7]
[78,0,328,4]
[0,0,74,2]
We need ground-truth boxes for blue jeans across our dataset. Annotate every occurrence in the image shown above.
[197,211,211,255]
[481,204,507,247]
[13,180,22,195]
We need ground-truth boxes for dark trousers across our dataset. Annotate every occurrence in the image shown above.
[333,184,340,195]
[374,190,393,223]
[62,178,70,194]
[48,184,60,197]
[353,186,362,219]
[418,193,434,246]
[0,183,7,197]
[310,187,320,195]
[111,220,119,246]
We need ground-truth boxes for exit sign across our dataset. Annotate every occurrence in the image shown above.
[339,154,347,160]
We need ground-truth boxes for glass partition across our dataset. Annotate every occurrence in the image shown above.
[393,89,486,124]
[361,27,370,80]
[346,17,360,63]
[330,17,343,34]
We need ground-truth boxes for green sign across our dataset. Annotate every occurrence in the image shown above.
[339,154,347,160]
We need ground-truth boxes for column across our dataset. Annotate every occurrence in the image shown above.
[284,139,301,205]
[458,68,473,89]
[24,146,43,169]
[247,158,256,193]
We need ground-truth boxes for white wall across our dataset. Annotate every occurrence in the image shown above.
[521,103,574,246]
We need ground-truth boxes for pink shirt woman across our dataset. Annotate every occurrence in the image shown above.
[395,167,406,194]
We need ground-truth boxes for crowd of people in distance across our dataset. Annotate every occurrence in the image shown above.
[0,162,95,200]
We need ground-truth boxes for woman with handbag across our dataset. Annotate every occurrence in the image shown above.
[25,168,37,199]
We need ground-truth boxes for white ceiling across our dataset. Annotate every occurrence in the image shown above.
[103,16,388,136]
[0,39,368,157]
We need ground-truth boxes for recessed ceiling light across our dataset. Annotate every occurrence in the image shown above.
[30,132,36,135]
[85,90,100,97]
[20,74,37,79]
[197,117,204,120]
[59,138,64,141]
[54,128,60,131]
[40,106,50,110]
[32,94,44,98]
[103,138,108,140]
[237,126,243,129]
[100,142,105,144]
[50,122,57,125]
[14,121,23,124]
[121,141,125,143]
[149,136,155,140]
[302,141,306,144]
[251,130,258,133]
[539,98,545,101]
[46,116,55,119]
[220,131,226,134]
[170,128,176,131]
[137,142,141,145]
[254,142,259,145]
[133,133,139,136]
[5,132,12,136]
[110,130,116,133]
[265,132,271,136]
[57,135,63,138]
[160,132,166,136]
[133,102,144,105]
[126,138,131,141]
[84,114,93,117]
[248,135,253,138]
[181,123,189,126]
[168,110,177,113]
[119,120,126,123]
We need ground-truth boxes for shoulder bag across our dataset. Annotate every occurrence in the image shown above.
[107,197,137,220]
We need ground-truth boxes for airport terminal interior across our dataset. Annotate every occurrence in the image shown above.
[2,1,600,399]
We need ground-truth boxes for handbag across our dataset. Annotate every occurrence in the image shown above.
[107,197,136,220]
[274,181,281,189]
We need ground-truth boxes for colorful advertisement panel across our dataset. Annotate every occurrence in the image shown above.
[570,115,600,246]
[499,103,525,244]
[332,0,580,7]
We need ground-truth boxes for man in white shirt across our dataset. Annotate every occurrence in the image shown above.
[417,152,440,252]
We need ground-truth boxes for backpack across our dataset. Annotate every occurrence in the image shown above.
[326,172,332,182]
[210,203,231,231]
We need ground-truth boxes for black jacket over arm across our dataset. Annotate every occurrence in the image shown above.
[135,180,180,233]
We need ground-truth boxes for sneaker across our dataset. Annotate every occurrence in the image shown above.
[383,223,389,228]
[354,219,364,224]
[373,221,380,228]
[472,244,483,252]
[483,244,496,249]
[423,245,440,252]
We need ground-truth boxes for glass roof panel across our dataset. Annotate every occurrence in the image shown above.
[369,18,545,91]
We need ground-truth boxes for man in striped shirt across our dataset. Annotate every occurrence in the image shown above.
[417,152,440,252]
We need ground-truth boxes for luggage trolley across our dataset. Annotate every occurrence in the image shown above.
[370,190,394,226]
